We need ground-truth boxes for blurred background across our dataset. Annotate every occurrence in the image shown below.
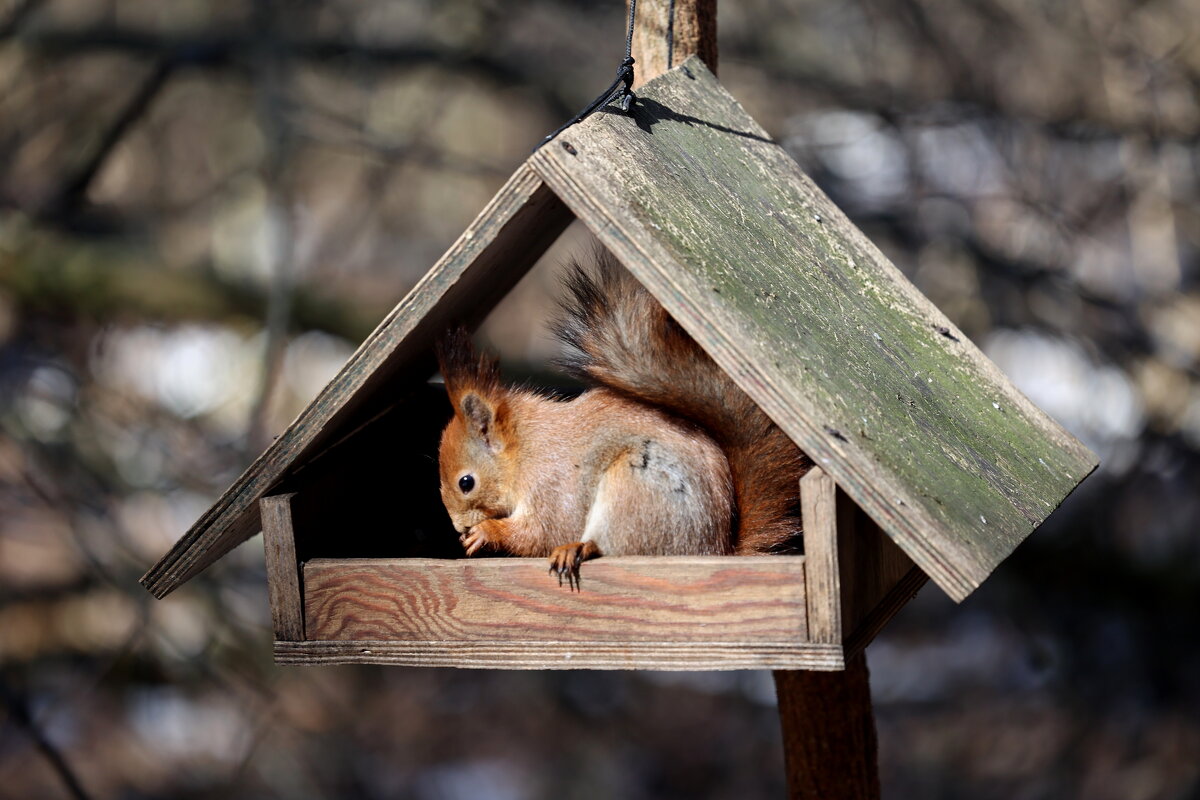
[1,0,1198,798]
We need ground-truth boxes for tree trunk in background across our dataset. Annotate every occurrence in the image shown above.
[629,0,717,88]
[774,654,881,800]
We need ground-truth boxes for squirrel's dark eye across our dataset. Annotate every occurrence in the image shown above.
[458,474,475,493]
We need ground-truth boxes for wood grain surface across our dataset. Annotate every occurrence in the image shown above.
[530,57,1098,601]
[800,467,840,644]
[775,653,880,799]
[260,494,304,641]
[630,0,717,87]
[142,165,573,598]
[304,556,807,643]
[275,638,844,671]
[803,465,923,652]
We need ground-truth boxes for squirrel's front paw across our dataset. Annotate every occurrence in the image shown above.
[461,518,506,556]
[547,541,601,591]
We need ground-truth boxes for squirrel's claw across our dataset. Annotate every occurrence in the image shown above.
[462,532,485,556]
[548,561,576,591]
[461,521,501,557]
[548,541,595,591]
[548,553,580,591]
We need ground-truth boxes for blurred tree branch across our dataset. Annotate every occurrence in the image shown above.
[0,245,378,342]
[1,679,94,800]
[245,0,296,453]
[14,24,574,118]
[0,0,40,39]
[44,60,175,222]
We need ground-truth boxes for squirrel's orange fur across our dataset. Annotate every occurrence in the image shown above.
[436,249,807,586]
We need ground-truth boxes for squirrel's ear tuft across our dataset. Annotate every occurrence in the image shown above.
[436,326,501,402]
[438,327,508,450]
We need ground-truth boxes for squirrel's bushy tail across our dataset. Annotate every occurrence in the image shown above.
[554,249,807,554]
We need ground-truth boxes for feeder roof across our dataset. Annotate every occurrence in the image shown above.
[143,57,1096,603]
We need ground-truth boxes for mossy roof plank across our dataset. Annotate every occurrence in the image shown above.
[531,57,1097,600]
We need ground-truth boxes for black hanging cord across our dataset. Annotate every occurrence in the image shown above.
[534,0,638,150]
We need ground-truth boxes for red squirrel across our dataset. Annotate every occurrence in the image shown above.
[435,249,808,588]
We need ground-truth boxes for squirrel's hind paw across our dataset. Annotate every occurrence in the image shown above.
[548,541,601,591]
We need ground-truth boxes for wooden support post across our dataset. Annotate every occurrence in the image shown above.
[261,493,304,641]
[772,466,881,799]
[635,5,885,794]
[774,654,880,800]
[630,0,718,88]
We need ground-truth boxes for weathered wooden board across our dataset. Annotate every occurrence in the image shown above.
[530,56,1098,601]
[275,639,844,671]
[141,165,573,598]
[260,493,304,641]
[294,555,833,670]
[800,467,840,644]
[801,465,924,654]
[304,556,806,642]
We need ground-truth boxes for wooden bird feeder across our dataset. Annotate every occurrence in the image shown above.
[141,17,1096,794]
[144,53,1094,665]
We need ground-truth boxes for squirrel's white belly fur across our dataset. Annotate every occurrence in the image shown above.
[518,388,735,556]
